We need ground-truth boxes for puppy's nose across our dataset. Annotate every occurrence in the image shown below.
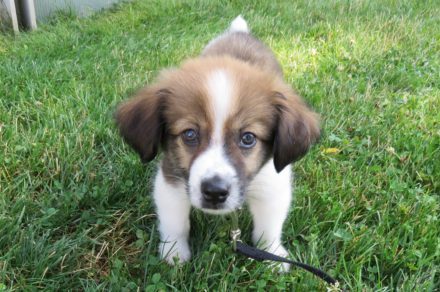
[201,176,230,204]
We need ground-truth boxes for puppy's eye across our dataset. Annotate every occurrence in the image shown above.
[239,132,257,149]
[181,129,199,146]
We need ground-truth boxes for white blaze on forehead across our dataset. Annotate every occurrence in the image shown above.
[187,69,241,212]
[206,69,233,143]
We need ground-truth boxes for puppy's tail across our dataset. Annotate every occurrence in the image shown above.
[229,15,249,33]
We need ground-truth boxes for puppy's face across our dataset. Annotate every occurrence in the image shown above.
[116,57,319,214]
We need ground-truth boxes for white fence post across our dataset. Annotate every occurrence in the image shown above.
[21,0,37,30]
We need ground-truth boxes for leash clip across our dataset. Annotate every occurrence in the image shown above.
[230,211,242,251]
[230,228,242,251]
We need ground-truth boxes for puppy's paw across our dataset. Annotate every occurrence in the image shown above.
[159,239,191,265]
[266,243,290,273]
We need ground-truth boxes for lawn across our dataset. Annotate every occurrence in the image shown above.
[0,0,439,290]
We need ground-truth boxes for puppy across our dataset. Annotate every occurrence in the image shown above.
[116,16,320,268]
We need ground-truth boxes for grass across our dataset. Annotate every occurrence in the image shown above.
[0,0,439,290]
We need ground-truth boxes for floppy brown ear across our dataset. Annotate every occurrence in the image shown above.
[115,86,169,163]
[272,89,320,172]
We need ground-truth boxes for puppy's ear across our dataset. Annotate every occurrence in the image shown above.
[272,88,320,173]
[115,86,169,163]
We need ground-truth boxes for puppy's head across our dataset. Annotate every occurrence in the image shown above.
[116,57,319,214]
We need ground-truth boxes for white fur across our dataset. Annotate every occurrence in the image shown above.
[154,167,191,264]
[207,70,232,142]
[154,158,293,268]
[187,70,242,213]
[229,15,249,33]
[246,159,292,271]
[202,16,249,55]
[188,144,241,213]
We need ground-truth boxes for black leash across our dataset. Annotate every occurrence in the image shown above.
[235,241,337,285]
[230,214,338,286]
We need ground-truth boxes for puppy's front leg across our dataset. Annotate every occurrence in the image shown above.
[247,160,292,271]
[153,168,191,264]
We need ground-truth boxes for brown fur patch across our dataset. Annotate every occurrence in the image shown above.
[115,86,167,163]
[202,32,283,77]
[271,83,321,172]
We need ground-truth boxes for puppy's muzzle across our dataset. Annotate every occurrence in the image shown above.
[201,176,230,204]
